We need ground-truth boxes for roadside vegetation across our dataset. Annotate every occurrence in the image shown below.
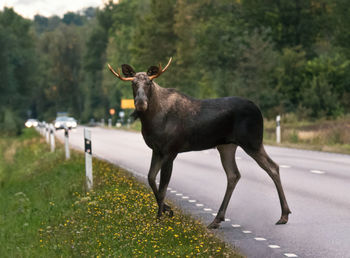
[264,114,350,154]
[2,0,350,136]
[0,129,240,257]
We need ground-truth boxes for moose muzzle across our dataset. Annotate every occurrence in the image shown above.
[135,97,148,112]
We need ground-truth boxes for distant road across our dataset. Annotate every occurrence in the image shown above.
[56,126,350,258]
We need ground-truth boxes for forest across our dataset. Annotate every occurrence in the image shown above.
[1,0,350,134]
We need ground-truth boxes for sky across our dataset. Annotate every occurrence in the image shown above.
[1,0,108,19]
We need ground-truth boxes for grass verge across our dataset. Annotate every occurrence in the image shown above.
[0,128,241,257]
[264,114,350,154]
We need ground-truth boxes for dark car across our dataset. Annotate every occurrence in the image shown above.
[54,116,77,130]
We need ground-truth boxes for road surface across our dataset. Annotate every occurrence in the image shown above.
[56,126,350,258]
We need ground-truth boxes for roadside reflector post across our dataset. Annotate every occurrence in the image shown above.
[64,126,70,160]
[84,128,93,191]
[45,123,50,143]
[50,124,55,152]
[40,123,44,136]
[276,115,281,144]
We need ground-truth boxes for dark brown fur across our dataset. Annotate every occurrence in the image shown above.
[111,64,291,229]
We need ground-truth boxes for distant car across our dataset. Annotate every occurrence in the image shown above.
[54,116,77,130]
[25,119,39,128]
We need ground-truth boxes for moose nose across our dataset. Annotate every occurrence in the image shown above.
[135,98,148,112]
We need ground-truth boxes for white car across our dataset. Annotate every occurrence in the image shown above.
[54,117,77,130]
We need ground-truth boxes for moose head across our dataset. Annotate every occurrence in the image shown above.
[108,58,172,112]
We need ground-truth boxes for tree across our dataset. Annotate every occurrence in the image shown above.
[130,0,177,87]
[0,8,37,133]
[242,0,329,54]
[39,24,85,118]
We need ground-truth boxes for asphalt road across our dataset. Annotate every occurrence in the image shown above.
[56,126,350,258]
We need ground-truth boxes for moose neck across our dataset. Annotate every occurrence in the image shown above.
[137,82,165,126]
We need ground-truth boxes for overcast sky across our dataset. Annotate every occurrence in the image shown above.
[1,0,107,19]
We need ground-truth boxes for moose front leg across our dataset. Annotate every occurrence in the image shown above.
[148,151,162,206]
[148,151,174,216]
[157,154,177,218]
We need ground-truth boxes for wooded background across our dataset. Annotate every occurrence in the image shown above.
[2,0,350,133]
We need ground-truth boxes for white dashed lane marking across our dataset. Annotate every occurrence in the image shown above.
[164,186,290,257]
[310,169,325,174]
[280,165,291,168]
[268,245,280,249]
[254,237,266,241]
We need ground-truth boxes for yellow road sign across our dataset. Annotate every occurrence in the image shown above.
[121,99,135,109]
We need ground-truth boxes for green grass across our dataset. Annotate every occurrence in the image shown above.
[0,128,241,257]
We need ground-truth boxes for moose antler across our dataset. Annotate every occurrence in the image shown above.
[149,57,173,80]
[107,64,134,81]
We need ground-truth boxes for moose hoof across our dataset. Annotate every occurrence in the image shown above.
[207,220,221,229]
[163,204,174,217]
[276,215,289,225]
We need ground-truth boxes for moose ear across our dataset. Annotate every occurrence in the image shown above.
[121,64,136,77]
[147,66,160,76]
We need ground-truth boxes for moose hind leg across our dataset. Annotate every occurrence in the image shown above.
[208,144,241,229]
[248,145,291,224]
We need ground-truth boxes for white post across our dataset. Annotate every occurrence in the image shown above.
[50,124,55,152]
[276,115,281,144]
[45,123,50,143]
[127,118,131,129]
[108,118,112,128]
[84,128,93,191]
[64,126,70,160]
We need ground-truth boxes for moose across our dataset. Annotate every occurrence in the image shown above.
[108,58,291,229]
